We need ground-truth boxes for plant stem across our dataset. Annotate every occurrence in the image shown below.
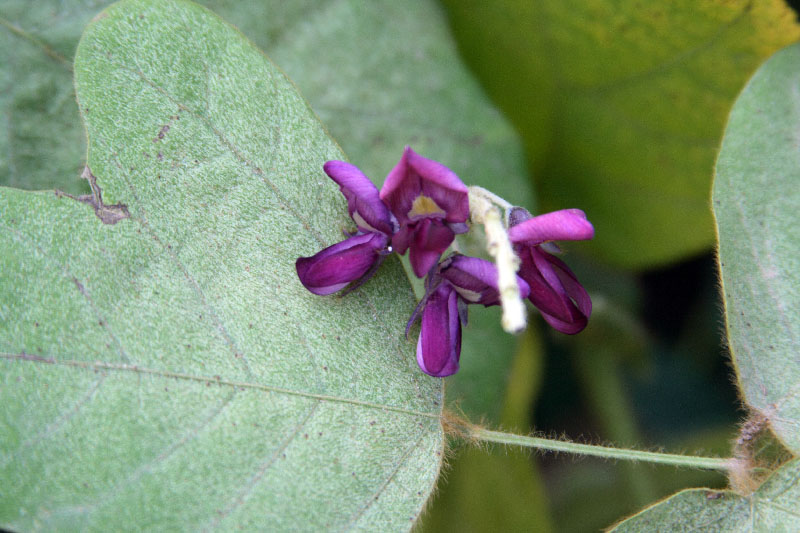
[467,426,732,471]
[467,188,526,333]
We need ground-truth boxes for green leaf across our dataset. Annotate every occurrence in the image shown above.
[0,0,442,530]
[440,0,800,267]
[1,0,532,422]
[609,459,800,531]
[714,43,800,454]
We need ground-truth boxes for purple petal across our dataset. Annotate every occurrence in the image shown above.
[391,225,412,255]
[408,218,455,277]
[517,247,591,334]
[540,310,588,335]
[295,233,389,295]
[407,148,469,223]
[416,285,461,377]
[508,209,594,245]
[439,255,530,305]
[543,252,592,320]
[380,146,469,225]
[409,247,443,280]
[323,160,397,236]
[439,255,500,305]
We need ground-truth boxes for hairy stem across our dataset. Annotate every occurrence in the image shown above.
[466,426,732,471]
[468,187,526,333]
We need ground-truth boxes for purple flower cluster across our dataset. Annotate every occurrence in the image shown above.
[296,147,594,377]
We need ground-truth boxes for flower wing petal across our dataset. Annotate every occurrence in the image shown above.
[440,255,500,305]
[295,233,388,295]
[518,247,591,334]
[324,160,397,235]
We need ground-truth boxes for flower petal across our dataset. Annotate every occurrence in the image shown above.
[439,255,500,305]
[407,147,469,223]
[416,285,461,377]
[323,160,397,236]
[295,233,388,295]
[391,225,412,255]
[508,209,594,245]
[380,146,469,224]
[439,254,530,305]
[517,247,591,334]
[408,218,455,277]
[539,310,588,335]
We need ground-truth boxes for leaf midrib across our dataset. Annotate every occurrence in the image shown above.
[0,352,439,418]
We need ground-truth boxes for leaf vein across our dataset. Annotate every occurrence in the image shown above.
[204,400,321,531]
[0,374,106,471]
[2,219,131,364]
[78,389,239,516]
[0,352,438,419]
[338,429,428,532]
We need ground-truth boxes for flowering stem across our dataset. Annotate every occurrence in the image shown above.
[465,426,732,471]
[468,185,514,212]
[468,187,526,333]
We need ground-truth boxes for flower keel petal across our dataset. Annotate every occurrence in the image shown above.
[416,285,461,377]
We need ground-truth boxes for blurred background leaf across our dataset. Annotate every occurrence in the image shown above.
[0,0,105,193]
[439,0,800,268]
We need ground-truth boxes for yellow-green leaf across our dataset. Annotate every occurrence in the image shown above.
[440,0,800,267]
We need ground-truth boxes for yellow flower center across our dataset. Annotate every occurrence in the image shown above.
[408,195,445,219]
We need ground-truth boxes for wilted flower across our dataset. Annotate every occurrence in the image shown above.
[380,147,469,278]
[410,254,531,377]
[508,208,594,334]
[296,161,397,295]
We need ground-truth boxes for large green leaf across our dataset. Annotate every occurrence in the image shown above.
[0,0,532,422]
[0,0,443,530]
[440,0,800,267]
[714,43,800,454]
[610,459,800,531]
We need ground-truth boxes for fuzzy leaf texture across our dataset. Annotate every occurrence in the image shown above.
[0,0,532,425]
[440,0,800,267]
[715,43,800,454]
[0,0,444,530]
[611,459,800,532]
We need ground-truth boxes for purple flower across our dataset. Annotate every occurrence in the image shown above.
[508,208,594,334]
[380,147,469,278]
[411,255,531,377]
[296,161,397,295]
